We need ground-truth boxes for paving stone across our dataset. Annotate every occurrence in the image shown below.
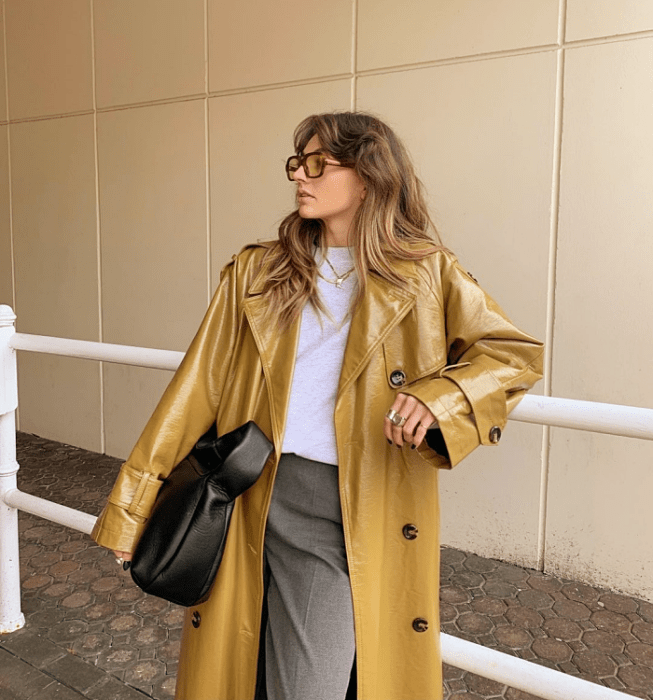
[600,593,639,614]
[38,681,86,699]
[0,647,58,697]
[617,664,653,692]
[465,671,505,695]
[72,632,113,657]
[632,621,653,645]
[493,625,532,649]
[526,574,562,595]
[472,597,507,617]
[483,580,519,599]
[451,571,485,589]
[582,629,625,655]
[457,613,494,635]
[573,649,618,677]
[1,628,66,671]
[591,609,632,635]
[440,603,457,622]
[96,645,139,672]
[441,547,466,566]
[542,617,582,641]
[517,590,554,611]
[531,637,572,663]
[552,599,592,621]
[85,675,152,700]
[504,606,543,629]
[46,652,108,692]
[562,582,600,605]
[48,619,89,644]
[124,658,167,687]
[441,587,471,605]
[625,642,653,667]
[152,675,176,699]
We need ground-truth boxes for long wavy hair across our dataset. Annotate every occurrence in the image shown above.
[260,111,443,326]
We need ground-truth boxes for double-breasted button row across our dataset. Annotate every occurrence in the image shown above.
[489,426,502,444]
[412,617,429,632]
[389,369,406,387]
[402,524,418,540]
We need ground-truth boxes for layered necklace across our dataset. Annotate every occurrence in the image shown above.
[321,255,355,288]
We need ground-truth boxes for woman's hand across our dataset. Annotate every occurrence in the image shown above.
[112,550,133,570]
[384,393,438,448]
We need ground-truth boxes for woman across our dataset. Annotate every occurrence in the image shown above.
[92,111,544,700]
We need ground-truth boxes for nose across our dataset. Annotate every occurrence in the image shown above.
[292,164,307,182]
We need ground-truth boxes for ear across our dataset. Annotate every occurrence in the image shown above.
[360,187,367,200]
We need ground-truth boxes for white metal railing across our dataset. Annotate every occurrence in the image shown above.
[0,303,649,700]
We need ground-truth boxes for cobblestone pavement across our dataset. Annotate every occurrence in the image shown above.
[1,432,652,700]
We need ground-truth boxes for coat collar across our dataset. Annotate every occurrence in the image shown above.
[243,263,416,445]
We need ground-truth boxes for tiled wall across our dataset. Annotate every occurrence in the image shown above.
[1,1,652,599]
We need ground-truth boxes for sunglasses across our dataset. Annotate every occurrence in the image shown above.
[285,151,353,180]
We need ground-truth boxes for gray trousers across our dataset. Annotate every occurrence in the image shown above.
[255,453,356,700]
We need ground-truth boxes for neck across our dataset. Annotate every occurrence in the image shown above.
[323,217,354,247]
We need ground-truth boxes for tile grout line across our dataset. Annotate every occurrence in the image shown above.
[350,0,358,110]
[537,0,568,572]
[204,0,211,303]
[89,0,105,456]
[1,24,652,128]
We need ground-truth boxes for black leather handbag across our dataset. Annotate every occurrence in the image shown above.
[130,421,273,607]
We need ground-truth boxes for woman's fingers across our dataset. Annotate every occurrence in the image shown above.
[384,393,438,448]
[112,550,133,561]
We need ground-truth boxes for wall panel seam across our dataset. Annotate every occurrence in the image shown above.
[1,22,652,128]
[89,0,105,455]
[204,0,211,301]
[350,0,358,110]
[538,0,567,569]
[2,0,14,315]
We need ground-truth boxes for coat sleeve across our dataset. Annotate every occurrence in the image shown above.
[90,256,242,553]
[404,251,544,468]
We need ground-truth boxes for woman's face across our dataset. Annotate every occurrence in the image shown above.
[292,135,366,243]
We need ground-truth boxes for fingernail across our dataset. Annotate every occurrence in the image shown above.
[396,444,402,448]
[123,561,131,571]
[411,444,416,450]
[387,439,392,445]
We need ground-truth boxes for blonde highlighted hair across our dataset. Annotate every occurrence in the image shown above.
[260,111,443,326]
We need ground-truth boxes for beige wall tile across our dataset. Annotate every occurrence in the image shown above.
[208,0,352,92]
[358,53,555,563]
[357,0,559,71]
[5,0,93,120]
[94,0,205,108]
[546,430,653,599]
[208,80,352,282]
[566,0,653,41]
[440,423,544,567]
[17,354,101,453]
[11,115,99,340]
[358,52,556,338]
[0,10,7,123]
[0,127,12,307]
[103,364,174,459]
[547,39,653,596]
[555,40,653,407]
[98,100,208,458]
[98,100,208,351]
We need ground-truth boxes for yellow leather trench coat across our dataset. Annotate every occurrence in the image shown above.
[91,242,544,700]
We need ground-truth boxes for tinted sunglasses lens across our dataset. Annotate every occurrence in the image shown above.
[304,153,325,177]
[286,156,300,180]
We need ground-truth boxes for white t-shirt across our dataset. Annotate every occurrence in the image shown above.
[281,247,357,465]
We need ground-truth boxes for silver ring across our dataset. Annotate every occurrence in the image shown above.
[386,409,407,428]
[115,557,124,566]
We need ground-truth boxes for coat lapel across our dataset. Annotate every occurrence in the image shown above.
[338,272,415,397]
[243,271,300,449]
[244,264,417,443]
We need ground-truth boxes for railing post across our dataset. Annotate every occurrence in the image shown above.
[0,304,25,633]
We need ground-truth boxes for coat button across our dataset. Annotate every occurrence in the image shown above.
[192,611,201,628]
[489,426,502,444]
[412,617,429,632]
[390,370,406,387]
[402,524,418,540]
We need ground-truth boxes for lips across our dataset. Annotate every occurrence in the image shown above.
[297,189,314,199]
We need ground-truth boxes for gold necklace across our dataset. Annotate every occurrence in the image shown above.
[322,256,355,288]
